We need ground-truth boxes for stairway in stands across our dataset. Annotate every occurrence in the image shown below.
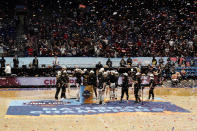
[15,15,26,56]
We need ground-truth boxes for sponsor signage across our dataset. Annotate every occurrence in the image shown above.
[0,77,56,86]
[0,76,151,87]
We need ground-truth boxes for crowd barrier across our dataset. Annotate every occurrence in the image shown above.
[3,57,197,68]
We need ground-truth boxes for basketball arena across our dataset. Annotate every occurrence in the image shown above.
[0,0,197,130]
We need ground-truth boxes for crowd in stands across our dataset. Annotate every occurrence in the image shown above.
[0,0,18,55]
[0,15,18,56]
[23,0,197,57]
[0,0,196,57]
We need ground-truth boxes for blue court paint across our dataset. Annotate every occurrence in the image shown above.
[79,86,85,104]
[6,99,190,116]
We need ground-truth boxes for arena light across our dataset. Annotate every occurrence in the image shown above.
[113,12,117,15]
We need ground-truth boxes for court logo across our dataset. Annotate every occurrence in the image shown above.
[23,100,71,107]
[6,100,190,116]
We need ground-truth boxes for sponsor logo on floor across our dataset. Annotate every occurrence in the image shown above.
[6,99,190,116]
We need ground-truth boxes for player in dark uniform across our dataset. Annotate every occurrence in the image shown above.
[55,71,65,100]
[83,69,89,86]
[109,71,117,100]
[120,73,129,103]
[89,70,97,98]
[97,69,105,104]
[74,68,82,100]
[149,74,155,100]
[103,71,110,102]
[114,71,119,100]
[134,72,141,103]
[61,70,69,99]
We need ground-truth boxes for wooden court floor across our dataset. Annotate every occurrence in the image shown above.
[0,88,197,131]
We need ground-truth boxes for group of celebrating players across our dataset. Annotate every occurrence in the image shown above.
[55,67,157,105]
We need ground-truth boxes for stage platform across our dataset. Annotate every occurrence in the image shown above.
[0,87,197,130]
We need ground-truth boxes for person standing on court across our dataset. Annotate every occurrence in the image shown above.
[96,61,103,70]
[89,70,97,98]
[55,71,65,100]
[61,70,69,99]
[74,68,82,100]
[95,61,103,75]
[120,73,129,103]
[134,72,141,103]
[109,71,117,100]
[149,74,156,100]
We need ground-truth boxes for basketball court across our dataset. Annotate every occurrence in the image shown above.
[0,87,197,131]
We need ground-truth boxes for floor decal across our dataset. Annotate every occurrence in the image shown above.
[6,99,190,116]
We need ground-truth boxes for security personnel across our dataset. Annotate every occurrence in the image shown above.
[149,74,155,100]
[134,72,141,103]
[89,70,97,98]
[120,73,129,103]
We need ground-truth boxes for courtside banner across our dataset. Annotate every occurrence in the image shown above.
[0,77,84,87]
[0,77,56,86]
[0,77,150,87]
